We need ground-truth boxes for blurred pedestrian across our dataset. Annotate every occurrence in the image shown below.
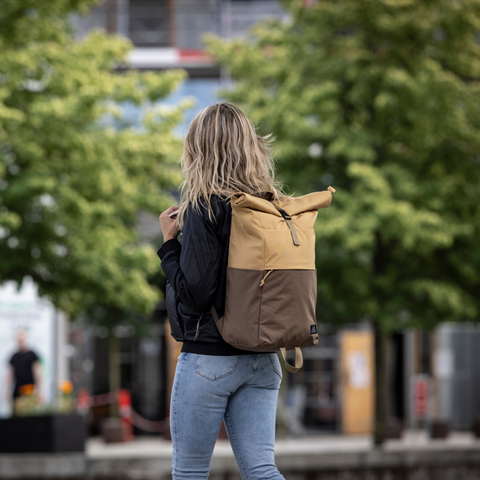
[159,102,286,480]
[4,329,42,414]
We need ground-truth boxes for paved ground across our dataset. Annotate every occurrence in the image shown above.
[2,431,479,479]
[87,430,480,459]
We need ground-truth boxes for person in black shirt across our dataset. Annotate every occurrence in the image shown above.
[4,330,42,412]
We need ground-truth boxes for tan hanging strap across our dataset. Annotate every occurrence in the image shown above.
[279,347,303,374]
[273,205,300,246]
[194,311,204,341]
[210,305,219,323]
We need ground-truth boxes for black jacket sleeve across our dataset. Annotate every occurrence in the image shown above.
[158,205,221,314]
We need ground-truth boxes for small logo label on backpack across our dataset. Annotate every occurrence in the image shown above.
[310,324,317,334]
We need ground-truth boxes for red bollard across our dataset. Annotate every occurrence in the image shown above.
[77,388,91,413]
[118,389,134,441]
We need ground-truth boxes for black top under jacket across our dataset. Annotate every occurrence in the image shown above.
[9,350,39,399]
[158,195,258,356]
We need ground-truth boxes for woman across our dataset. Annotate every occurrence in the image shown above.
[158,102,287,480]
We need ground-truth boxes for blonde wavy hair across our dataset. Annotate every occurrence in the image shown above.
[176,102,289,229]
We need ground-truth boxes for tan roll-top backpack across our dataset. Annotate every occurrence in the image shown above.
[211,187,336,373]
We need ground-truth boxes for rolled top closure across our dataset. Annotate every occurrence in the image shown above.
[231,188,336,216]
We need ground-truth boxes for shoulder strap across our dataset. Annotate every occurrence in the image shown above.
[194,311,204,341]
[210,305,219,323]
[194,306,219,341]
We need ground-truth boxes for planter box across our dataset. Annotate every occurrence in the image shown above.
[101,417,133,443]
[430,420,450,439]
[0,414,85,453]
[473,418,480,438]
[385,417,403,440]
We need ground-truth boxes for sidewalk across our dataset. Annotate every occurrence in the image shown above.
[86,430,480,459]
[85,432,480,480]
[1,432,479,480]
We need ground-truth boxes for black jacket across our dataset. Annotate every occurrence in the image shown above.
[158,195,253,355]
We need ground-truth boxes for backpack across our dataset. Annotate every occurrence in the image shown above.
[211,187,336,373]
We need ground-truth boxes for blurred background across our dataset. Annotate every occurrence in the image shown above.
[1,0,480,478]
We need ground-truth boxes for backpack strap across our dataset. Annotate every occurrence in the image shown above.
[195,307,218,341]
[210,305,219,323]
[279,347,303,373]
[273,205,300,246]
[194,311,204,341]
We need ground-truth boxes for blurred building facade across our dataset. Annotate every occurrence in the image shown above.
[409,325,480,431]
[72,0,288,131]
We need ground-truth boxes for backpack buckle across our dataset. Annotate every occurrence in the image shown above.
[275,207,291,221]
[273,205,300,246]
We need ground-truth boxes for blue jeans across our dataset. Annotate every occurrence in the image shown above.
[170,352,285,480]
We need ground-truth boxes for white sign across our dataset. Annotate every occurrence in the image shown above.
[434,349,454,379]
[0,278,56,417]
[347,351,371,389]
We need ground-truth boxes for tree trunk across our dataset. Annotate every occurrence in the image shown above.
[109,334,120,417]
[374,322,388,447]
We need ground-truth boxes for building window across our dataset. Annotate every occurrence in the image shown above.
[129,0,170,47]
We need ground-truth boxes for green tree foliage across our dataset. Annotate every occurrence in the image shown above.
[0,0,186,325]
[206,0,480,443]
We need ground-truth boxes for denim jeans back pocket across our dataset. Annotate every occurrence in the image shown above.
[195,355,239,382]
[269,353,283,380]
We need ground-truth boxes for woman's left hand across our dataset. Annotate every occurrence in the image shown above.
[160,206,180,242]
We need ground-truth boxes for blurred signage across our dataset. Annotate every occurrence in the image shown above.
[412,374,430,418]
[340,331,374,434]
[0,278,56,417]
[434,349,454,379]
[128,48,212,69]
[347,351,371,389]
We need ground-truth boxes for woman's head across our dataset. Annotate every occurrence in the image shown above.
[176,102,286,228]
